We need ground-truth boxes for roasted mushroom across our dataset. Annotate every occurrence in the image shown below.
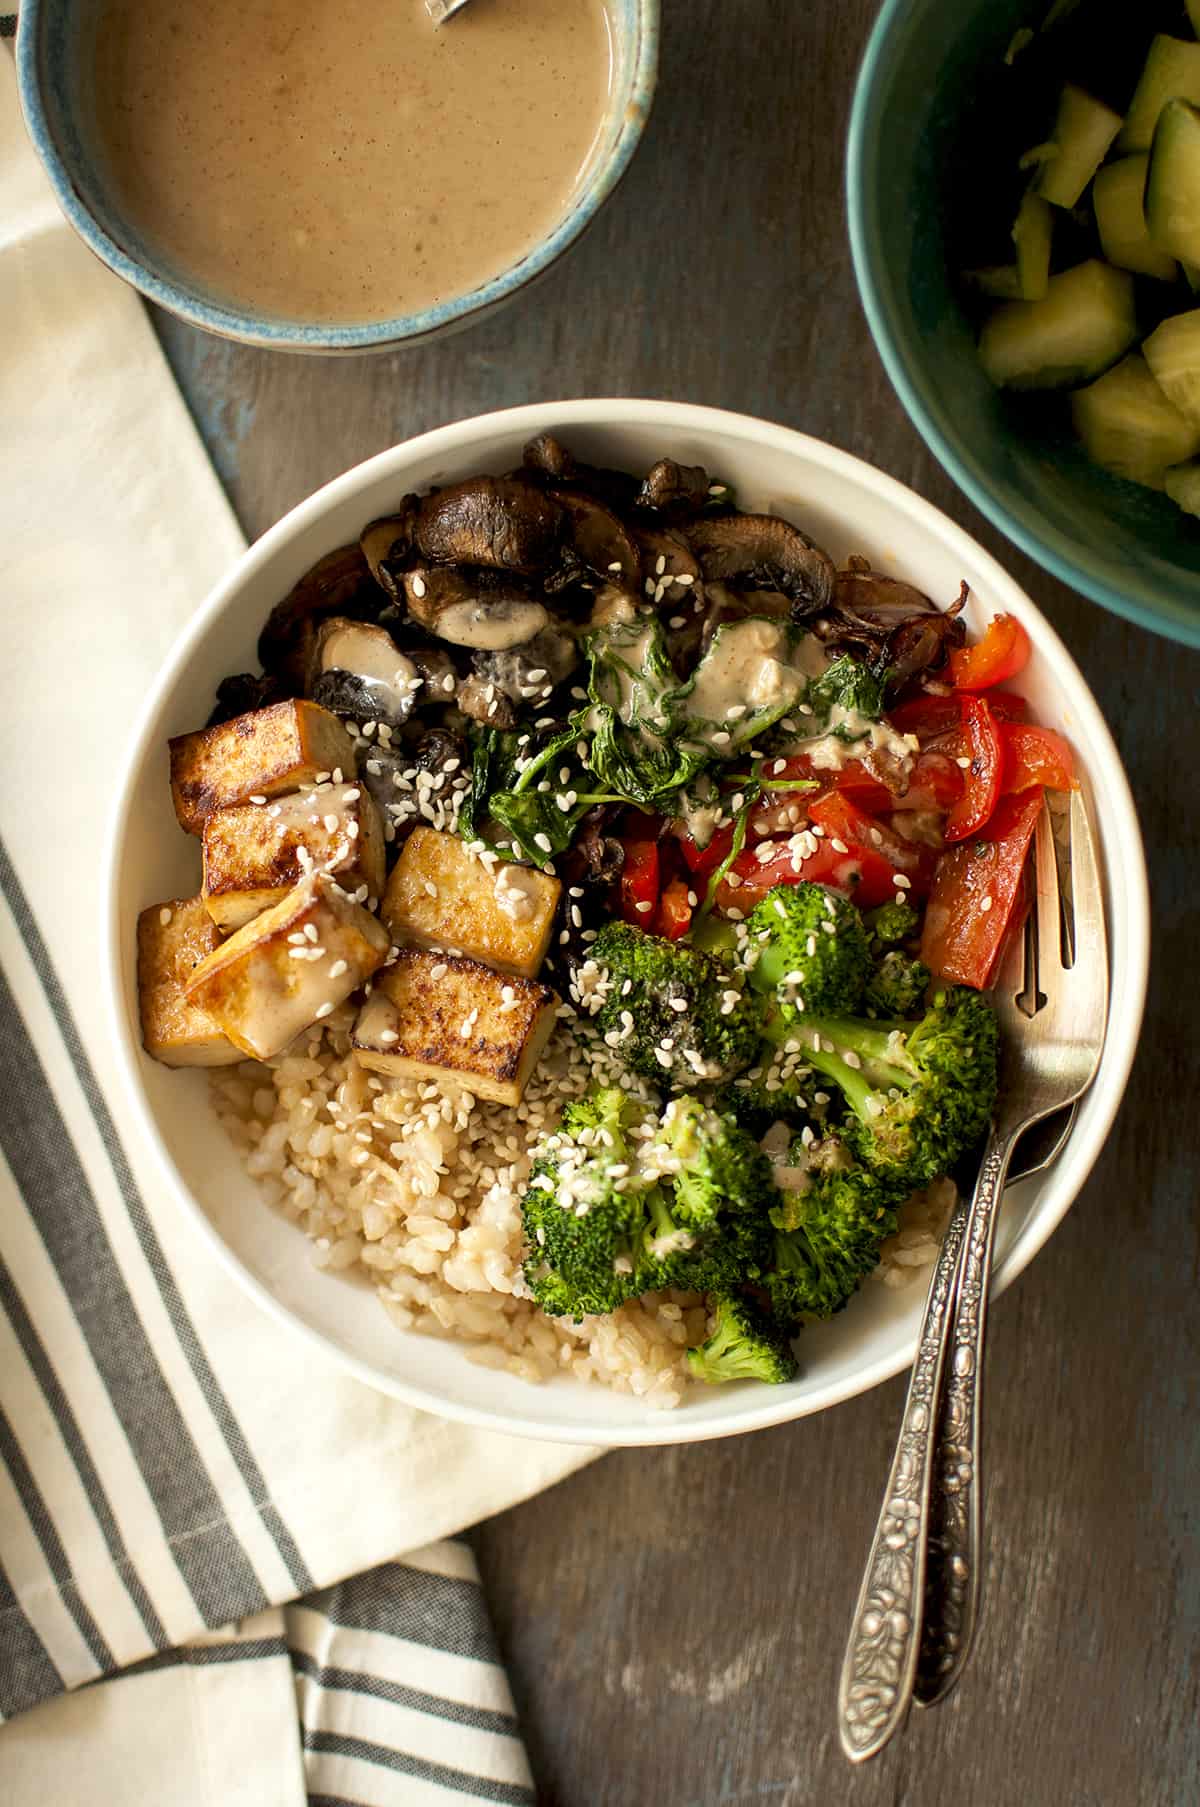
[206,670,295,728]
[686,514,837,614]
[820,570,968,687]
[636,458,710,515]
[522,433,577,482]
[634,527,704,607]
[360,505,416,604]
[308,618,422,730]
[258,543,380,684]
[469,625,579,707]
[415,477,563,573]
[549,488,641,588]
[402,564,551,652]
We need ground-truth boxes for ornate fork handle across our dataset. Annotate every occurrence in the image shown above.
[836,1178,975,1762]
[914,1130,1018,1706]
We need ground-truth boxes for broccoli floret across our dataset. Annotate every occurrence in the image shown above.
[686,1294,798,1386]
[764,1139,900,1325]
[521,1087,776,1319]
[590,922,762,1087]
[865,899,921,948]
[744,882,873,1016]
[764,987,999,1189]
[863,949,931,1017]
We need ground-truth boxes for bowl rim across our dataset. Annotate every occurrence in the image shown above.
[846,0,1200,652]
[15,0,659,354]
[103,398,1151,1446]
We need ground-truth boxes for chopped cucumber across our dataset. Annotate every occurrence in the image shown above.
[1070,352,1200,487]
[1093,155,1177,279]
[1013,192,1054,299]
[1145,98,1200,266]
[1142,310,1200,422]
[979,260,1136,390]
[1034,84,1123,208]
[1163,460,1200,513]
[1117,35,1200,154]
[963,265,1025,299]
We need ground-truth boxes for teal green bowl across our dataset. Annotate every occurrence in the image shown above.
[848,0,1200,649]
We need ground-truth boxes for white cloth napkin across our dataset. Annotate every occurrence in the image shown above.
[0,47,594,1803]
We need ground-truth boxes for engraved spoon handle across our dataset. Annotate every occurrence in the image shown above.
[914,1130,1018,1707]
[836,1156,981,1763]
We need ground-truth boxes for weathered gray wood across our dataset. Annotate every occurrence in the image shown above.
[155,2,1200,1801]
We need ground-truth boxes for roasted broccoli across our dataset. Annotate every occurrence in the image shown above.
[521,1087,775,1319]
[744,882,873,1016]
[764,1137,900,1325]
[863,948,931,1017]
[764,986,999,1188]
[686,1294,798,1386]
[865,899,921,948]
[589,922,762,1087]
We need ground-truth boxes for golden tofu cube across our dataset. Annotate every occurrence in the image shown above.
[169,699,358,835]
[183,872,389,1060]
[351,950,556,1105]
[380,826,560,978]
[201,783,385,932]
[137,896,240,1068]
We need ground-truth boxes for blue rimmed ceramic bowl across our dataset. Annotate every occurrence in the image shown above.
[16,0,658,354]
[848,0,1200,650]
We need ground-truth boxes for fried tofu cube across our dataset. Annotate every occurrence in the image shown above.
[183,872,389,1060]
[380,827,560,978]
[351,950,556,1105]
[201,783,386,932]
[169,700,358,834]
[137,896,240,1068]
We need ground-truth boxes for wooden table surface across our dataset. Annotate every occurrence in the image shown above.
[154,4,1199,1801]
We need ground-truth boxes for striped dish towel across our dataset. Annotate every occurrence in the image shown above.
[0,41,595,1805]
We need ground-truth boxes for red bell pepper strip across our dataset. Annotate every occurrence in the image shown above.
[942,695,1003,844]
[947,613,1032,690]
[887,689,1029,742]
[1000,723,1077,795]
[618,835,660,926]
[921,786,1043,989]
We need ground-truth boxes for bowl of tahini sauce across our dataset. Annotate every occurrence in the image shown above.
[17,0,657,351]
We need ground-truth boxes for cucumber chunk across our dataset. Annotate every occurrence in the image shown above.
[1093,155,1178,279]
[1117,35,1200,154]
[1142,309,1200,422]
[1071,352,1200,487]
[1145,97,1200,265]
[979,260,1137,390]
[1034,84,1123,208]
[1163,460,1200,514]
[1013,192,1054,299]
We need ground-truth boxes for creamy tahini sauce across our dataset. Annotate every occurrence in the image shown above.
[90,0,613,324]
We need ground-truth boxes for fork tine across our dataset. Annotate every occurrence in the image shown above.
[1032,800,1063,981]
[1065,788,1109,1000]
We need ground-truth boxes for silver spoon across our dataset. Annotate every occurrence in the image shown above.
[425,0,475,21]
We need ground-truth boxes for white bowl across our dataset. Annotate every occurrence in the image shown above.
[104,401,1149,1447]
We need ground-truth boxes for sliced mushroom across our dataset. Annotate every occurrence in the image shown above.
[402,565,550,651]
[821,570,967,686]
[206,669,295,728]
[258,543,378,684]
[686,514,837,614]
[457,673,518,729]
[414,476,563,573]
[634,527,704,606]
[588,584,643,628]
[522,433,577,482]
[308,618,421,729]
[550,488,641,587]
[469,625,579,707]
[636,457,711,515]
[360,503,416,603]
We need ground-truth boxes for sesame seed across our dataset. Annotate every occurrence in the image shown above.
[248,794,267,805]
[379,1029,399,1044]
[328,959,348,978]
[956,756,972,769]
[607,561,622,574]
[894,873,912,890]
[303,923,319,942]
[712,731,731,747]
[430,962,449,980]
[831,837,849,855]
[158,907,173,926]
[980,895,994,912]
[314,1002,334,1019]
[441,674,456,693]
[635,899,653,914]
[534,832,553,853]
[412,573,426,597]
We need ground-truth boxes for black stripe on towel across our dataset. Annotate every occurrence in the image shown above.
[0,1563,60,1720]
[303,1730,536,1807]
[0,1255,167,1647]
[305,1563,501,1663]
[0,1402,112,1673]
[0,959,265,1630]
[115,1634,288,1681]
[0,838,314,1597]
[289,1647,519,1738]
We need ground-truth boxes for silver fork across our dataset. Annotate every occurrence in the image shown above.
[837,791,1108,1763]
